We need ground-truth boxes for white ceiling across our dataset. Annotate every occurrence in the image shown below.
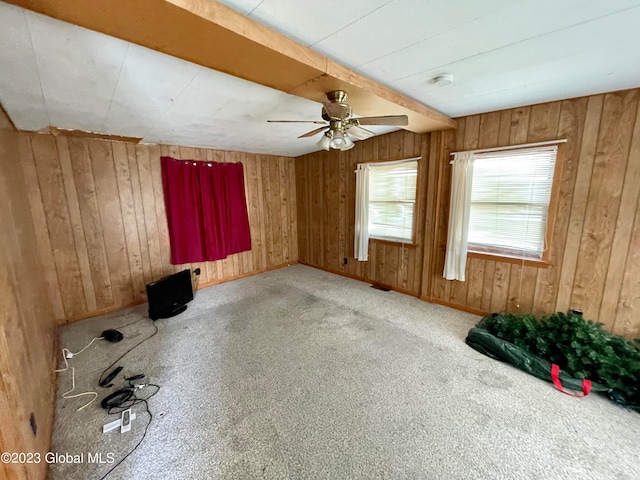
[223,0,640,116]
[1,0,640,156]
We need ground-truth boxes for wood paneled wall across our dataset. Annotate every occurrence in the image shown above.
[296,131,429,295]
[427,89,640,337]
[295,89,640,338]
[18,133,298,323]
[0,127,55,479]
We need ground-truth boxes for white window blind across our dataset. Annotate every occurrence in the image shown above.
[467,146,557,260]
[368,159,418,243]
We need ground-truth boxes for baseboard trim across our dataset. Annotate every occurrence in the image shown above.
[427,297,488,316]
[196,261,297,289]
[60,261,298,324]
[59,300,147,324]
[297,262,490,317]
[298,262,420,298]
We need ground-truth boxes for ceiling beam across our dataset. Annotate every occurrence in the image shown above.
[7,0,456,133]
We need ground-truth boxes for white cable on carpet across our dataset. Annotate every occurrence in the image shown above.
[55,337,103,411]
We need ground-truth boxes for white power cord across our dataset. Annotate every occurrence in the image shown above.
[55,337,103,411]
[61,367,98,411]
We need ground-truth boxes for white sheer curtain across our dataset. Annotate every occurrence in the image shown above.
[443,151,474,281]
[354,163,370,261]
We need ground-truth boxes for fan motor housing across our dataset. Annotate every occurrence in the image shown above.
[322,90,352,121]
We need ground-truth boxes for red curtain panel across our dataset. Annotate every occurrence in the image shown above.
[160,156,251,264]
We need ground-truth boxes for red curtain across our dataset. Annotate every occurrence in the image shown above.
[161,156,251,264]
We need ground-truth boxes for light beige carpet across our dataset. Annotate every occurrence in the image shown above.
[49,265,640,480]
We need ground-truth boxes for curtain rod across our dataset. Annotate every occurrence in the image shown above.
[356,156,421,169]
[450,139,566,156]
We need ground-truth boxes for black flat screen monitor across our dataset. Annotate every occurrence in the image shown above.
[146,269,193,320]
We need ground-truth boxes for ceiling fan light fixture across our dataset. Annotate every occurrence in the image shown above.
[268,90,408,148]
[340,134,355,151]
[317,132,331,151]
[329,130,345,149]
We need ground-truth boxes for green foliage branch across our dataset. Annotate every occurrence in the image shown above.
[479,311,640,409]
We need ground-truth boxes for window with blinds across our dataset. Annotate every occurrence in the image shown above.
[467,146,558,260]
[368,159,418,242]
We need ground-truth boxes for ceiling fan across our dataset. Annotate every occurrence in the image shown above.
[268,90,409,151]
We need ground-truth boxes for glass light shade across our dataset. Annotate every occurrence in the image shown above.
[340,135,355,151]
[329,130,345,149]
[317,132,331,151]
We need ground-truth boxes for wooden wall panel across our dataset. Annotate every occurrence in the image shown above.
[137,145,164,282]
[532,98,588,315]
[269,157,284,266]
[555,96,603,312]
[428,129,456,302]
[287,156,299,263]
[89,139,135,308]
[0,128,56,480]
[616,197,640,337]
[245,154,265,272]
[597,110,640,320]
[295,88,640,335]
[426,89,640,336]
[68,137,115,310]
[18,135,66,318]
[112,142,146,302]
[18,134,298,323]
[295,129,431,296]
[420,130,441,298]
[151,145,174,278]
[57,137,98,312]
[571,90,639,320]
[31,134,86,317]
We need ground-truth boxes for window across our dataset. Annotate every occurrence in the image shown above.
[354,158,419,261]
[467,146,558,260]
[368,159,418,243]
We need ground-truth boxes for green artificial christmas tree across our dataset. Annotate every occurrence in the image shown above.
[469,311,640,410]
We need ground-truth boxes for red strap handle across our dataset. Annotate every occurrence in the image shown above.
[551,364,591,397]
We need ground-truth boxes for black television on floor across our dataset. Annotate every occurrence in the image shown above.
[146,269,193,320]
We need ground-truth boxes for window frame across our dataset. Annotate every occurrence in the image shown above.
[366,158,420,246]
[465,144,565,267]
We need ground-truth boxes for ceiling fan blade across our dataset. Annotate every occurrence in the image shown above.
[298,126,328,138]
[347,125,376,140]
[268,120,327,124]
[355,115,409,126]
